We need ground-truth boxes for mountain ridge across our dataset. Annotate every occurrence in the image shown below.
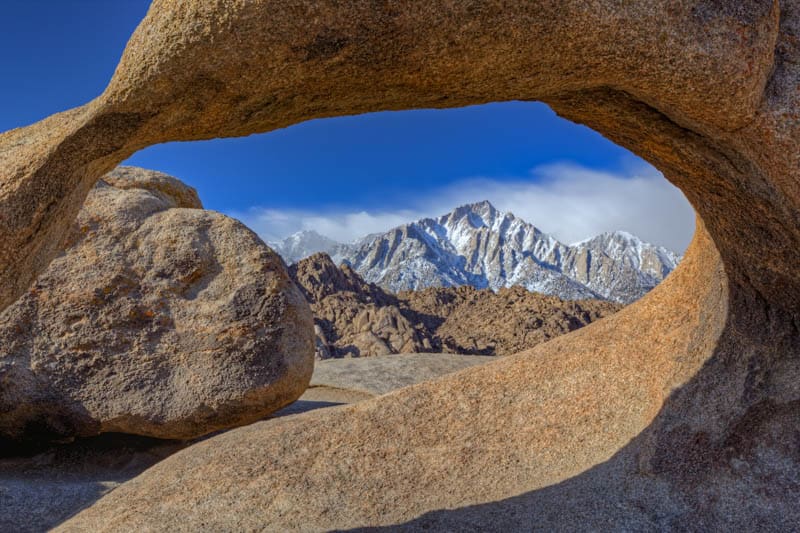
[270,201,680,304]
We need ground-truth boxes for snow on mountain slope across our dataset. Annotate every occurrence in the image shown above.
[268,230,343,265]
[268,201,680,304]
[562,231,680,302]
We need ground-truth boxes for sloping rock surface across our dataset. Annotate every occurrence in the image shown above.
[1,352,489,533]
[0,167,314,445]
[308,352,495,396]
[290,253,619,358]
[0,434,184,533]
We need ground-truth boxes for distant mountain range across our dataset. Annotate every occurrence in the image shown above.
[269,200,680,304]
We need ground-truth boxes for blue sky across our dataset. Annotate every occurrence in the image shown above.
[1,1,694,251]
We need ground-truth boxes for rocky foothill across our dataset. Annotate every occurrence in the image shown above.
[289,252,621,359]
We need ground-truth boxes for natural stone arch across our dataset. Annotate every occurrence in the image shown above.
[0,0,797,529]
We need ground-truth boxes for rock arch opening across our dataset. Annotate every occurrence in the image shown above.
[1,0,798,529]
[120,101,693,360]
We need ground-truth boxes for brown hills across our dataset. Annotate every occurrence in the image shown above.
[290,253,620,358]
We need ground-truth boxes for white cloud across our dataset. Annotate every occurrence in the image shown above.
[231,208,421,244]
[228,162,696,253]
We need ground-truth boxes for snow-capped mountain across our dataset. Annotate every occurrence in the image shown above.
[268,201,681,304]
[268,230,343,265]
[561,231,680,302]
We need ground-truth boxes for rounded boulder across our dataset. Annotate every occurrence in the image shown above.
[0,167,314,445]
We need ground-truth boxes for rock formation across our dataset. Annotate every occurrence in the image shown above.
[0,0,798,530]
[2,352,493,533]
[402,285,620,356]
[0,167,314,446]
[289,253,431,357]
[289,253,619,358]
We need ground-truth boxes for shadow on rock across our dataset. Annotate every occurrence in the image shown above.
[0,433,186,533]
[1,396,354,532]
[341,290,800,531]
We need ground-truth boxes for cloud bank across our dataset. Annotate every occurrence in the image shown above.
[230,163,696,253]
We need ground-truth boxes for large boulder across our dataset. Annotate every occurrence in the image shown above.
[0,167,314,445]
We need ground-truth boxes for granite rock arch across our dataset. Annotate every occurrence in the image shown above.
[0,0,798,529]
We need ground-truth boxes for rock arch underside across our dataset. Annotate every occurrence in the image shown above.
[1,0,799,530]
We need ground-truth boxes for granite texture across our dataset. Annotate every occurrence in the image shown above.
[0,167,314,444]
[1,352,483,533]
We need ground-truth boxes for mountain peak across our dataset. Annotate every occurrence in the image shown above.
[294,229,323,236]
[574,230,639,246]
[270,230,342,265]
[462,200,499,217]
[607,230,640,242]
[285,229,324,240]
[444,200,501,228]
[466,199,496,211]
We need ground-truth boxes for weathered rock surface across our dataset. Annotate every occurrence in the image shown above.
[290,253,619,358]
[1,0,798,530]
[0,167,314,445]
[102,166,203,210]
[0,434,184,533]
[402,285,620,356]
[2,352,489,533]
[273,352,496,417]
[290,254,429,358]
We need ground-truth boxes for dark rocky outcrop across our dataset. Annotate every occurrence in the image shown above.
[290,253,620,358]
[402,284,620,356]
